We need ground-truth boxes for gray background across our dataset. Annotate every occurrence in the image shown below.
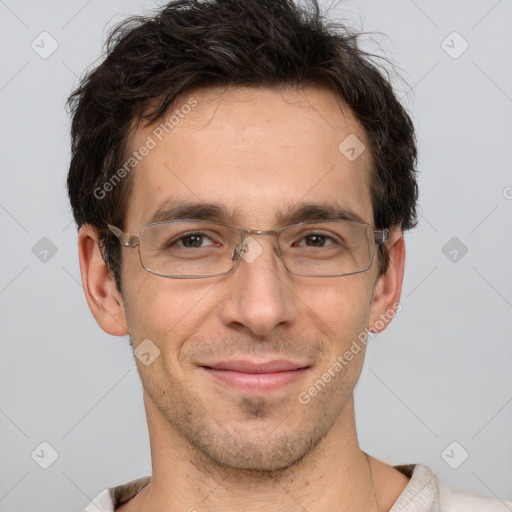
[1,0,511,511]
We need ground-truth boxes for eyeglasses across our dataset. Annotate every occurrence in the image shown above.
[107,219,389,279]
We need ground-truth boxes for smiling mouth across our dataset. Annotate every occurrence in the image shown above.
[201,359,310,393]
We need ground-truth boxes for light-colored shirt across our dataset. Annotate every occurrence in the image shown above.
[84,463,512,511]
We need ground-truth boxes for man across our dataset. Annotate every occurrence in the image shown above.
[66,0,511,510]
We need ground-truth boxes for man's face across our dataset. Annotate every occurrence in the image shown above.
[119,85,382,472]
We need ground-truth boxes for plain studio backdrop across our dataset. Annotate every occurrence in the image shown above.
[0,1,511,511]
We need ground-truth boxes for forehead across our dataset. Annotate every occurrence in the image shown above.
[124,85,373,230]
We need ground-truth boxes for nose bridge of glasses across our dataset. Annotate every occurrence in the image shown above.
[233,227,284,263]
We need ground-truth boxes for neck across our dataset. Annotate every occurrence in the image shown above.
[137,394,378,512]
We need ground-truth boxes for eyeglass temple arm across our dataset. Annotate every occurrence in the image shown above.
[374,228,389,244]
[107,224,140,247]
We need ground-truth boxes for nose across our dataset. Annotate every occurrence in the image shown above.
[218,235,298,337]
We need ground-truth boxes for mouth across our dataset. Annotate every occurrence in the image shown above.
[200,359,310,393]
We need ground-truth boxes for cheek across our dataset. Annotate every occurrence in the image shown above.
[122,271,218,351]
[121,265,173,342]
[297,276,373,338]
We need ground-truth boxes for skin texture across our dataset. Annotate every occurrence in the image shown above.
[78,85,410,511]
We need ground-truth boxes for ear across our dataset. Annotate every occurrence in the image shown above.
[368,229,405,333]
[77,224,129,336]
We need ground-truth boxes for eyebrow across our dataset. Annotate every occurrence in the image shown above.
[148,199,367,226]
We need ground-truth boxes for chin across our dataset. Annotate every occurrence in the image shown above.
[180,411,333,475]
[144,365,351,474]
[192,432,316,473]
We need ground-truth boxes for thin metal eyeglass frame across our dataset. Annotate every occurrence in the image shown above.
[107,219,390,279]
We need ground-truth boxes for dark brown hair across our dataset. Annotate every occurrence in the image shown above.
[66,0,418,294]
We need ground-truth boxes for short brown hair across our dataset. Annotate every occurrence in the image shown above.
[66,0,418,294]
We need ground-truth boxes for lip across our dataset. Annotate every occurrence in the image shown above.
[205,359,306,373]
[201,359,309,393]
